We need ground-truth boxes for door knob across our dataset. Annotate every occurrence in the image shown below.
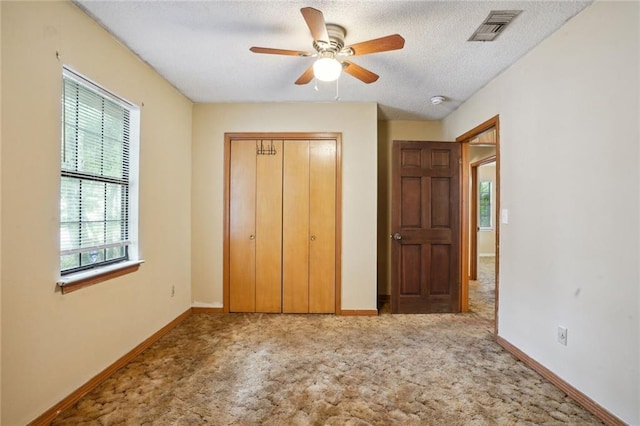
[393,233,402,241]
[310,235,316,241]
[249,235,255,240]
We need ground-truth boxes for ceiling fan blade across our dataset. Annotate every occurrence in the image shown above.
[343,61,379,84]
[345,34,405,56]
[250,47,313,57]
[295,66,315,85]
[301,7,329,43]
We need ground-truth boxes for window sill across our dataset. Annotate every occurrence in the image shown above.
[57,260,144,294]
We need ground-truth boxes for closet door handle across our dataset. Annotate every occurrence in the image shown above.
[249,235,255,240]
[310,235,316,241]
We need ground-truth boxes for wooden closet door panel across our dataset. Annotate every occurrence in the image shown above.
[255,140,283,313]
[282,140,310,313]
[309,140,336,313]
[229,140,257,312]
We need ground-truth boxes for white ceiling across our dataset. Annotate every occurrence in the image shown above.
[75,0,592,120]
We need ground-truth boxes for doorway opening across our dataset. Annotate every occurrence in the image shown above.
[469,156,496,319]
[457,116,500,335]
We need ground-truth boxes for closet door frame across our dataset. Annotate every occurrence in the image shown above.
[223,132,342,314]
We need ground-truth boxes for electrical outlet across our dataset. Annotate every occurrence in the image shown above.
[557,326,568,346]
[171,285,175,298]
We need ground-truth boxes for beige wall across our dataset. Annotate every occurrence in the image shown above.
[376,120,443,296]
[192,103,378,311]
[443,1,639,423]
[468,146,496,164]
[1,2,193,424]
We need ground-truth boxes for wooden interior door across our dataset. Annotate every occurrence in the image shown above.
[282,140,310,313]
[391,141,461,313]
[230,139,283,313]
[282,139,337,314]
[309,140,336,313]
[229,140,257,312]
[255,140,283,312]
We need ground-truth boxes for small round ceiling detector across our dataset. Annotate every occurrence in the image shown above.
[430,96,446,105]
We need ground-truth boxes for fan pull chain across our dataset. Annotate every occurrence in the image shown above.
[335,78,340,101]
[314,78,318,92]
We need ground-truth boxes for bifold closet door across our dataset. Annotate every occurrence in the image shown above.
[230,140,256,312]
[282,141,310,313]
[283,140,336,314]
[229,139,282,313]
[308,140,336,313]
[255,140,283,312]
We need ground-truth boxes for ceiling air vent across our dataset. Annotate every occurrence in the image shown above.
[468,10,522,42]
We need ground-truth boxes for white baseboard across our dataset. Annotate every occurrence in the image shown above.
[191,301,223,308]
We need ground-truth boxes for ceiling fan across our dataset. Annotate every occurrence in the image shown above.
[250,7,405,85]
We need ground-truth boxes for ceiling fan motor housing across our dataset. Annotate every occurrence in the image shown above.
[313,24,348,55]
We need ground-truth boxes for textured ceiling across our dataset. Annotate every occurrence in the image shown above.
[75,1,592,120]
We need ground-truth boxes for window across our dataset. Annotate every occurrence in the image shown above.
[60,68,139,277]
[478,181,492,229]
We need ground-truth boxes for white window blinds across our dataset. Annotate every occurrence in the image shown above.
[60,69,133,274]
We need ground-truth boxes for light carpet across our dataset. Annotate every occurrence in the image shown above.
[53,259,601,425]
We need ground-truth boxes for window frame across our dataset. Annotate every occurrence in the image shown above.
[57,67,142,293]
[478,180,493,230]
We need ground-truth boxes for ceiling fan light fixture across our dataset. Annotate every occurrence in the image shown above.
[313,54,342,82]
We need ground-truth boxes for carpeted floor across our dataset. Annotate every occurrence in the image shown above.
[468,256,497,321]
[53,259,602,425]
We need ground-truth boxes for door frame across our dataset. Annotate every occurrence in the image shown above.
[223,132,342,314]
[456,115,500,335]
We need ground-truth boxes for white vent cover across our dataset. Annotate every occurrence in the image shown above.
[468,10,522,42]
